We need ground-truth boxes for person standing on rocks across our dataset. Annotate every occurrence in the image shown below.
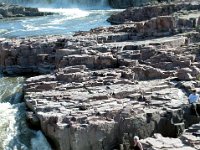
[188,89,200,117]
[131,136,143,150]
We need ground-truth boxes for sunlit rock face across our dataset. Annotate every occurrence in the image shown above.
[108,0,175,8]
[108,0,152,8]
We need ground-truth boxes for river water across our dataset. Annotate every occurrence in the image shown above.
[0,0,119,38]
[0,0,121,149]
[0,77,51,150]
[0,8,117,38]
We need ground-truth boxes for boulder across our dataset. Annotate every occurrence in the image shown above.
[177,68,194,80]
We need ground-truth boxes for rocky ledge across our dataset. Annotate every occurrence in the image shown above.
[0,3,52,19]
[1,1,200,150]
[140,122,200,149]
[108,0,176,9]
[108,2,200,24]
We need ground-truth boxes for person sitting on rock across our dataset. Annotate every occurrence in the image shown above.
[131,136,143,150]
[188,89,200,117]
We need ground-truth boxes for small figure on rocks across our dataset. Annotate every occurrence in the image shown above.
[131,136,143,150]
[188,89,200,117]
[138,90,146,102]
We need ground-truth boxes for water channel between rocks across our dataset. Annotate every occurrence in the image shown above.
[0,76,52,150]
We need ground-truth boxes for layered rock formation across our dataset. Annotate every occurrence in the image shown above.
[108,0,154,9]
[108,0,175,9]
[108,2,200,24]
[0,3,51,19]
[1,1,200,150]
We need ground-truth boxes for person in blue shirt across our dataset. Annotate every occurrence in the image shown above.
[188,89,200,117]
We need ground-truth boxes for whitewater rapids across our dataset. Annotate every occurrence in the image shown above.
[0,7,120,38]
[0,77,52,150]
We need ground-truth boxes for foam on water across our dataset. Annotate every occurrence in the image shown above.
[39,8,90,18]
[0,0,122,38]
[0,8,119,38]
[0,103,29,150]
[39,8,90,25]
[0,77,52,150]
[0,102,18,150]
[1,0,109,9]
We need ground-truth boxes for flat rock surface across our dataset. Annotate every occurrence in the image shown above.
[141,133,197,150]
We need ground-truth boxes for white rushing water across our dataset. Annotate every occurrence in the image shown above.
[0,8,120,38]
[0,0,122,38]
[0,77,52,150]
[39,8,90,20]
[0,0,109,8]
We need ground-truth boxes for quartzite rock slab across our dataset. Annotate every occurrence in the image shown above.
[25,67,192,150]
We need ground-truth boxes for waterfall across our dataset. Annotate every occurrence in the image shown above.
[0,77,52,150]
[0,0,109,8]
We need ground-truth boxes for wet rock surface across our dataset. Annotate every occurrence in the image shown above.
[0,3,51,19]
[1,1,200,150]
